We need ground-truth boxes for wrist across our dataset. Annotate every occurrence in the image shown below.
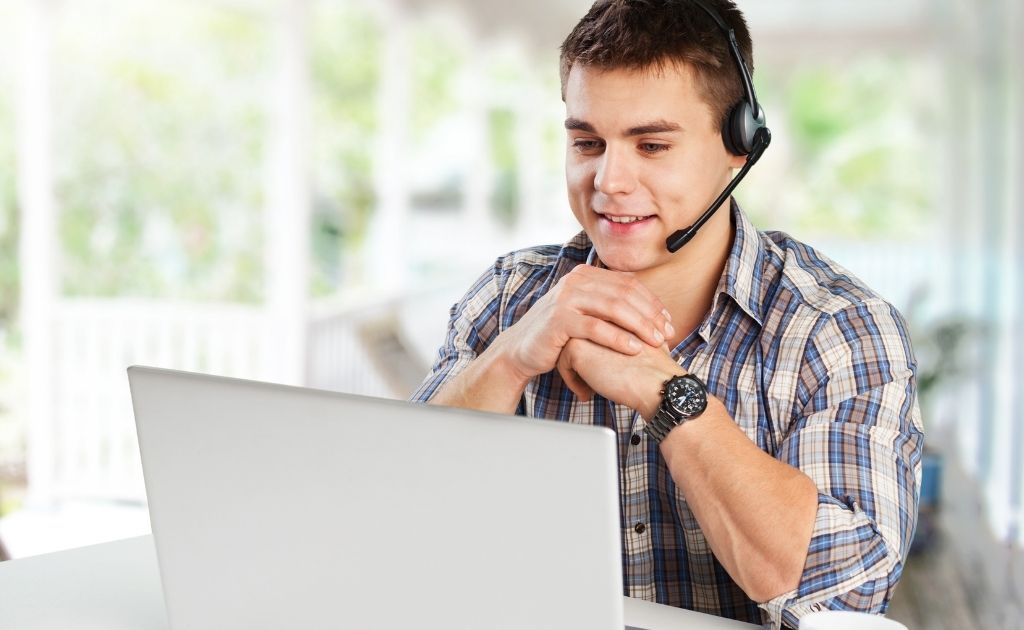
[660,394,723,452]
[486,337,535,391]
[637,365,688,421]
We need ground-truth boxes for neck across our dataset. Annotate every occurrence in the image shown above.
[637,201,735,347]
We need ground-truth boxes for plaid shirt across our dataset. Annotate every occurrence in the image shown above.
[412,202,923,629]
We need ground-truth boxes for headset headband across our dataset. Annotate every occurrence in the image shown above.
[690,0,760,118]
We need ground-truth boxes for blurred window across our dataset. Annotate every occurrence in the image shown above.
[751,53,942,242]
[310,0,381,296]
[52,0,271,302]
[0,3,21,331]
[406,12,470,216]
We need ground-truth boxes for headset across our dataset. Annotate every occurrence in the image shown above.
[665,0,772,253]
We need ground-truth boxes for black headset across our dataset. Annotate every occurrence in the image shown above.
[665,0,771,253]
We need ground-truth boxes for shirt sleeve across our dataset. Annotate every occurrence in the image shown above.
[409,260,507,403]
[759,299,924,629]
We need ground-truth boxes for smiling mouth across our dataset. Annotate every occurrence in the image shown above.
[599,214,653,224]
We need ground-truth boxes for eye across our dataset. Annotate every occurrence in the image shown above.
[572,138,604,154]
[639,142,669,154]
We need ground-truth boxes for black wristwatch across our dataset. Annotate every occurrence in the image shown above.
[644,373,708,443]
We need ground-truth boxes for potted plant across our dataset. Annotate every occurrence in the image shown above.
[904,287,983,554]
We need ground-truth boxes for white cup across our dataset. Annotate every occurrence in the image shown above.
[799,611,909,630]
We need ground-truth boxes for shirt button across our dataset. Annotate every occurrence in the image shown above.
[634,522,646,534]
[630,433,641,445]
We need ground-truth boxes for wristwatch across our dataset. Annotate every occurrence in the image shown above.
[644,373,708,443]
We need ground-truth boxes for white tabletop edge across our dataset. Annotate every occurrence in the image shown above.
[0,536,760,630]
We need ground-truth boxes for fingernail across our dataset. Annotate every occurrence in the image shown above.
[665,322,675,339]
[653,329,664,344]
[662,309,672,322]
[629,337,641,351]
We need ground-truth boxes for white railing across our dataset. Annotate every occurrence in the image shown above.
[27,287,456,508]
[38,298,270,504]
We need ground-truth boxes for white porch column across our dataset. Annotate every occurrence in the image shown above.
[461,44,494,246]
[1009,0,1024,545]
[264,0,311,386]
[364,0,410,292]
[17,0,57,507]
[514,71,553,243]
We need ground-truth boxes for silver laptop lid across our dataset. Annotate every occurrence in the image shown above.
[129,366,624,630]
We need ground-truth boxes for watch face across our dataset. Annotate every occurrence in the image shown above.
[665,375,708,418]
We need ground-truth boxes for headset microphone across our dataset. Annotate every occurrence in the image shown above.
[667,0,770,254]
[666,127,770,253]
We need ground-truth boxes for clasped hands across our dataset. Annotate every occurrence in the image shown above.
[498,265,685,419]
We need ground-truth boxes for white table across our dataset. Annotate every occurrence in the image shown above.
[0,536,760,629]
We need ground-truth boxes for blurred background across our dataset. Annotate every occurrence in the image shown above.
[0,0,1020,627]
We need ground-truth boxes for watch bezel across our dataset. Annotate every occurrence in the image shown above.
[645,373,709,443]
[662,373,708,419]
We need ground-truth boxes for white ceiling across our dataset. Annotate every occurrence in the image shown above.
[395,0,939,56]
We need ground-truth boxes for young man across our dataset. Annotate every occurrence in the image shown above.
[412,1,923,628]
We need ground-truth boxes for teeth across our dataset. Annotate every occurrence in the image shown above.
[605,215,647,224]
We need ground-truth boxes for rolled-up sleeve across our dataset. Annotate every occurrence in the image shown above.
[759,299,924,629]
[410,262,505,403]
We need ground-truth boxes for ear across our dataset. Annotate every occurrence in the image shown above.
[728,152,747,169]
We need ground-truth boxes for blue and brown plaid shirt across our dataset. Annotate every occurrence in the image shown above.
[412,202,923,629]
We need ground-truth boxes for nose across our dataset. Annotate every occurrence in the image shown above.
[594,145,636,195]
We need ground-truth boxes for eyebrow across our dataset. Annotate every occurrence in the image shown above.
[564,117,682,136]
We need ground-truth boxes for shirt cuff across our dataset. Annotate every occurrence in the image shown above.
[756,493,899,629]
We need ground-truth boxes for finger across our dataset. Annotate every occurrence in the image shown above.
[557,357,594,401]
[569,292,666,348]
[568,316,645,356]
[593,292,671,348]
[565,270,674,346]
[602,275,675,342]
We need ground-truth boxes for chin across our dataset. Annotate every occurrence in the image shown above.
[594,247,661,273]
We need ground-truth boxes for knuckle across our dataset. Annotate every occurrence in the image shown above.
[551,283,574,307]
[598,294,618,313]
[623,276,641,292]
[617,331,633,348]
[567,265,588,282]
[626,285,646,305]
[561,268,587,293]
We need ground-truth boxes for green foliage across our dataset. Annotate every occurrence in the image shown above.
[310,2,381,296]
[0,4,20,331]
[0,83,18,329]
[754,56,938,239]
[785,65,892,156]
[914,318,977,399]
[903,286,985,415]
[409,21,466,144]
[53,1,268,302]
[488,109,519,225]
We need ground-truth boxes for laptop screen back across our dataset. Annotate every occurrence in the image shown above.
[129,366,624,630]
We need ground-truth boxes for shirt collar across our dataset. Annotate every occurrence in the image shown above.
[712,199,765,329]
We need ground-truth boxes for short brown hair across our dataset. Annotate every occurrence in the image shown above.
[559,0,753,133]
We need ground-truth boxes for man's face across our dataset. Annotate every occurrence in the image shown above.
[564,63,744,274]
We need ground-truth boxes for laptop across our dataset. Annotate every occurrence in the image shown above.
[128,366,645,630]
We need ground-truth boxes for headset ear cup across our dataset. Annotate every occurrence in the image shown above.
[725,101,756,156]
[721,105,744,156]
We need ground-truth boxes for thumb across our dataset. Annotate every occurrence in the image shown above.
[557,352,595,402]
